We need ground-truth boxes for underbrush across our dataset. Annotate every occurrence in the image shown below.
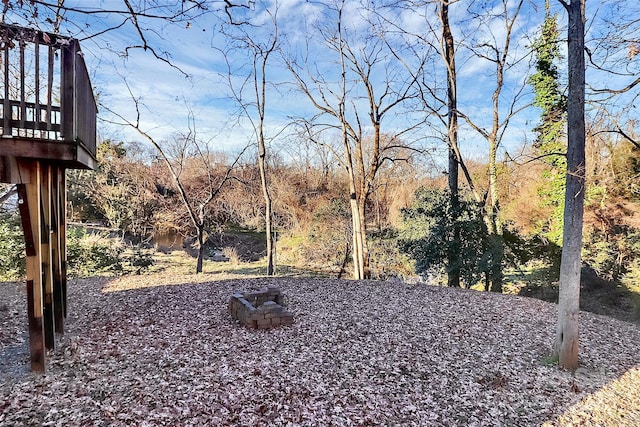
[621,261,640,321]
[3,221,639,323]
[66,227,155,277]
[509,261,640,323]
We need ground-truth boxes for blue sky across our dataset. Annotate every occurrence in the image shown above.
[3,0,638,167]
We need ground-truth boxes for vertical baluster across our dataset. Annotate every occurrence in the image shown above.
[35,33,41,137]
[19,37,26,136]
[47,45,54,138]
[61,41,74,142]
[3,38,10,136]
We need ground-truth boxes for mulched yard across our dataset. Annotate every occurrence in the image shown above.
[1,275,639,426]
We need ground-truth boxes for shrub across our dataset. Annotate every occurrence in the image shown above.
[222,246,240,264]
[126,245,154,275]
[301,199,351,275]
[0,208,25,281]
[67,227,124,277]
[399,187,488,287]
[582,224,640,282]
[368,228,416,280]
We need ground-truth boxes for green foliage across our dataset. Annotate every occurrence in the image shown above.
[66,227,124,277]
[127,246,155,275]
[69,140,159,239]
[527,4,567,246]
[68,228,155,277]
[582,224,640,282]
[541,354,559,367]
[368,228,415,280]
[399,188,560,288]
[0,208,25,280]
[399,188,488,287]
[536,168,565,245]
[527,6,566,150]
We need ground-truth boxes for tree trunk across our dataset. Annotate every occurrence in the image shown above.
[441,0,461,288]
[348,179,364,280]
[487,137,504,293]
[258,132,274,276]
[358,191,371,279]
[196,224,205,274]
[553,0,586,371]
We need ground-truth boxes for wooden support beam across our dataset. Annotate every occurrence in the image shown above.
[16,184,36,258]
[52,166,66,333]
[26,280,45,372]
[18,160,46,372]
[41,164,55,350]
[61,171,68,320]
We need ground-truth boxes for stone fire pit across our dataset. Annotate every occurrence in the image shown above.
[228,286,293,329]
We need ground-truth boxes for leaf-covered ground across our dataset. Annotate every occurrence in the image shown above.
[1,275,639,426]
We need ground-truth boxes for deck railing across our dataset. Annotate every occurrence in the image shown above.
[0,23,96,160]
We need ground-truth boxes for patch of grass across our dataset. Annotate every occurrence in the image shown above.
[621,264,640,321]
[541,354,559,367]
[506,262,559,302]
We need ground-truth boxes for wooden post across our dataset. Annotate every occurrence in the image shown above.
[52,166,66,333]
[17,161,46,372]
[61,170,68,320]
[61,41,76,141]
[41,164,56,350]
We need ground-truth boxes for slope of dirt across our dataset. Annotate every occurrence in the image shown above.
[1,276,639,426]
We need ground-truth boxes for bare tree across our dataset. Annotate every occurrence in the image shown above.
[440,0,461,288]
[449,0,529,293]
[287,0,422,279]
[393,0,529,290]
[585,1,640,149]
[104,85,249,273]
[553,0,586,371]
[218,3,282,276]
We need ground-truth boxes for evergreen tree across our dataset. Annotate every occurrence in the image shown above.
[399,188,489,288]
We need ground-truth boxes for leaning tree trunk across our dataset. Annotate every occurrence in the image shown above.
[553,0,586,371]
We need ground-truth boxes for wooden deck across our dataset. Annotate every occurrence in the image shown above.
[0,22,97,179]
[0,23,97,373]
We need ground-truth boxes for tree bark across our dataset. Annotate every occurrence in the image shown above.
[553,0,586,371]
[357,188,371,279]
[487,136,504,293]
[347,165,364,279]
[196,221,205,274]
[255,22,277,276]
[441,0,461,288]
[258,139,274,275]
